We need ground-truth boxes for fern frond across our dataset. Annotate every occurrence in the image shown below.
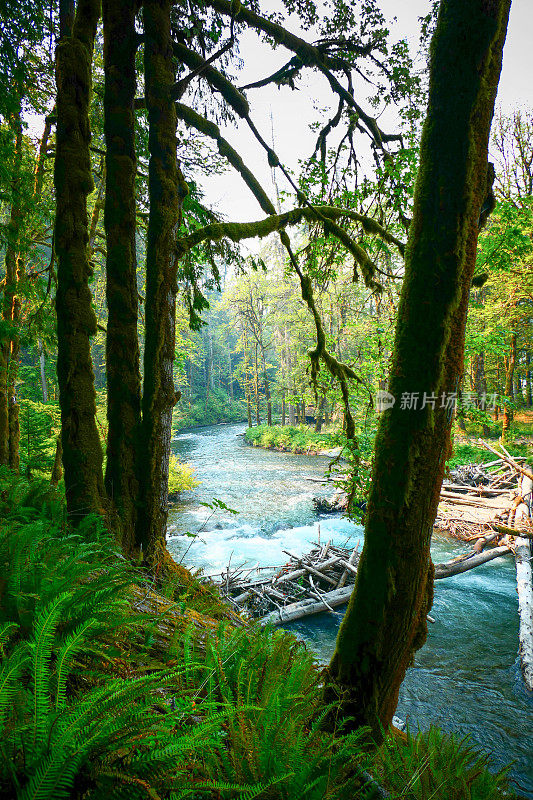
[31,592,72,748]
[0,621,19,653]
[0,640,30,733]
[54,617,97,710]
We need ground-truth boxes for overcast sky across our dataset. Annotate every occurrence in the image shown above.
[199,1,533,227]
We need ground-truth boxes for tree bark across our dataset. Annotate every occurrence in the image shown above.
[526,350,533,408]
[136,0,187,559]
[54,0,106,522]
[8,255,23,472]
[325,0,511,739]
[103,0,142,551]
[0,104,23,467]
[50,435,63,487]
[502,332,516,440]
[38,340,48,403]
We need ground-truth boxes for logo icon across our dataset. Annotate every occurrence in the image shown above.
[376,390,396,412]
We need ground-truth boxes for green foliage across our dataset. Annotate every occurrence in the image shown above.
[245,424,344,454]
[17,399,60,476]
[197,624,372,799]
[0,470,224,800]
[447,442,529,469]
[174,387,246,432]
[376,726,514,800]
[168,455,200,499]
[0,470,516,800]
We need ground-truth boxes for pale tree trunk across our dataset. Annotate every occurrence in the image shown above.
[254,342,261,424]
[55,0,106,521]
[502,333,516,440]
[38,340,48,402]
[325,0,511,739]
[227,349,233,402]
[136,0,187,559]
[526,352,532,407]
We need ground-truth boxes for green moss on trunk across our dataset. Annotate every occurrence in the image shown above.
[136,0,187,559]
[102,0,142,552]
[0,106,23,468]
[324,0,511,739]
[54,0,106,521]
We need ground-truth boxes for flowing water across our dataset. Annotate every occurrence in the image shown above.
[168,423,533,797]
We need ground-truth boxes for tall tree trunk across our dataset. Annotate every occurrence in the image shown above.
[473,352,490,435]
[136,0,187,558]
[314,394,326,433]
[8,255,23,472]
[254,342,261,424]
[526,352,532,408]
[54,0,105,521]
[50,435,63,487]
[103,0,142,550]
[34,113,55,198]
[227,349,233,402]
[325,0,510,739]
[502,333,516,440]
[88,156,105,255]
[261,345,272,426]
[0,104,23,467]
[38,340,48,402]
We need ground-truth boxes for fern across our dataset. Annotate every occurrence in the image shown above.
[0,640,30,733]
[30,592,72,749]
[54,617,98,710]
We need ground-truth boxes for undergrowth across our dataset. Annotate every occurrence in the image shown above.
[245,424,344,454]
[0,468,517,799]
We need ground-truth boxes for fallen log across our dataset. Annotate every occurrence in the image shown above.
[490,523,533,540]
[260,585,354,625]
[337,544,359,588]
[282,549,338,586]
[434,545,511,579]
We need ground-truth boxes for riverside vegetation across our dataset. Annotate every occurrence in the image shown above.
[1,0,531,797]
[0,468,517,800]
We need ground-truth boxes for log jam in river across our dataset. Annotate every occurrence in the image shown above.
[168,423,533,798]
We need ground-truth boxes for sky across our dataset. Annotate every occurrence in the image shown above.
[199,0,533,228]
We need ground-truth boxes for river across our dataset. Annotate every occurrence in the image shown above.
[168,423,533,797]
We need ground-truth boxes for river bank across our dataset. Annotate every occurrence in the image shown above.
[169,423,533,797]
[244,423,346,455]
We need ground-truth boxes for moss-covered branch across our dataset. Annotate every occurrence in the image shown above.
[171,42,249,117]
[204,0,401,148]
[175,102,275,216]
[173,204,402,285]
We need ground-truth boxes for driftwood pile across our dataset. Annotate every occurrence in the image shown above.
[207,539,360,626]
[437,445,531,541]
[433,441,533,691]
[205,441,532,691]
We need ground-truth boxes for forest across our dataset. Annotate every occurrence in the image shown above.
[0,0,532,798]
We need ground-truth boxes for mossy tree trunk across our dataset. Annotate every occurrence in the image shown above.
[136,0,187,559]
[102,0,142,550]
[0,104,23,468]
[8,254,23,472]
[54,0,106,521]
[325,0,511,739]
